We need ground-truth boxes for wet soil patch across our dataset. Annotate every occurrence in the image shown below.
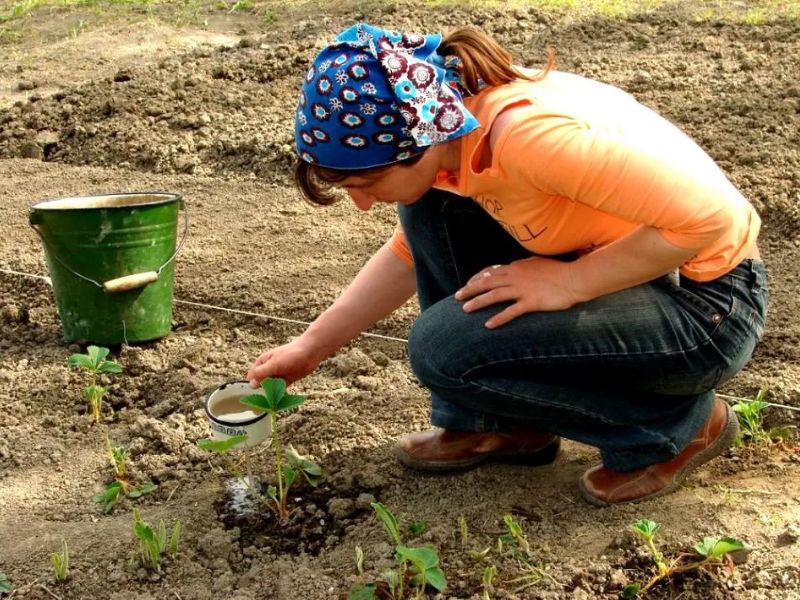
[216,478,371,556]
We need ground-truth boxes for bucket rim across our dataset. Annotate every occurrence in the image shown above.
[204,380,268,428]
[31,192,182,211]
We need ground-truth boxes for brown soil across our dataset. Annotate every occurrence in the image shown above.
[1,2,800,599]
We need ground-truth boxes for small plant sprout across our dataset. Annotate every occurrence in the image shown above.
[372,501,403,546]
[50,540,69,582]
[67,345,123,423]
[499,514,554,592]
[107,434,129,483]
[132,508,181,572]
[732,389,794,445]
[348,503,447,599]
[0,572,10,594]
[458,515,469,547]
[355,545,366,577]
[93,435,157,514]
[501,514,531,557]
[631,519,667,576]
[482,564,498,600]
[623,519,745,598]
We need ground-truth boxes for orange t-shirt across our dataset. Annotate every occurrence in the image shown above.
[389,71,760,282]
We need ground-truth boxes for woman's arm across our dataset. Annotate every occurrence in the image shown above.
[565,224,698,303]
[246,241,416,385]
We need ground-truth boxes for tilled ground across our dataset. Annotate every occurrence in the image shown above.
[1,2,799,599]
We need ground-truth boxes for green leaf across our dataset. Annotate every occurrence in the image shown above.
[128,482,158,499]
[276,393,305,412]
[347,584,377,600]
[396,546,446,592]
[83,384,106,400]
[283,465,298,489]
[694,536,745,559]
[621,583,641,598]
[240,393,273,412]
[197,435,247,453]
[425,566,447,592]
[396,545,439,570]
[631,519,661,540]
[87,345,110,367]
[503,514,523,538]
[169,521,181,559]
[156,520,167,551]
[67,354,93,370]
[371,502,402,546]
[93,481,123,514]
[261,378,286,408]
[0,571,13,594]
[97,361,123,374]
[285,446,323,486]
[134,520,155,544]
[266,485,278,501]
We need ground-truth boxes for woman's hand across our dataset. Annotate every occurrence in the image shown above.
[246,338,323,388]
[454,257,581,328]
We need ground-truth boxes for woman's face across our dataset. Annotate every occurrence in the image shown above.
[338,143,452,211]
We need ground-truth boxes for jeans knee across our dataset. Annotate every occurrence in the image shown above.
[408,302,461,389]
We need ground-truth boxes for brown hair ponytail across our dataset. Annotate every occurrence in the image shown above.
[439,28,555,95]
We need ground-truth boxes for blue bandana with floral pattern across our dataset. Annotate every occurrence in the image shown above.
[295,23,480,170]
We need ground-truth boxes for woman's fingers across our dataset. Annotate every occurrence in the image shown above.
[455,265,506,300]
[462,286,515,313]
[484,301,530,329]
[246,352,274,385]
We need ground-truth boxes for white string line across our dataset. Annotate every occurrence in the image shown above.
[716,393,800,413]
[173,298,408,343]
[0,267,408,344]
[3,267,800,413]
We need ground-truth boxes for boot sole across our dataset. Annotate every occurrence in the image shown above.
[578,401,740,507]
[394,437,561,473]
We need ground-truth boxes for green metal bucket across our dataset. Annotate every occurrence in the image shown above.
[29,192,187,345]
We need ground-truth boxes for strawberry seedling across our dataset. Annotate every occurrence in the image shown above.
[132,508,181,572]
[67,345,123,423]
[348,503,447,600]
[499,515,553,592]
[238,378,321,519]
[732,389,794,445]
[50,540,69,582]
[622,518,745,597]
[93,435,157,514]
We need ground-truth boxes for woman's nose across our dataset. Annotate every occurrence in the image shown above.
[348,189,376,211]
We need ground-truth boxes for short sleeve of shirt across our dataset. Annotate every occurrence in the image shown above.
[388,223,413,267]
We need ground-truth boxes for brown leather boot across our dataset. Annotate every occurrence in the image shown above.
[395,428,561,472]
[579,398,739,506]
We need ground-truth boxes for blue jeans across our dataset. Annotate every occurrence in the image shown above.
[398,189,768,471]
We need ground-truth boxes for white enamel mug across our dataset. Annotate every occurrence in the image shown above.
[204,381,271,449]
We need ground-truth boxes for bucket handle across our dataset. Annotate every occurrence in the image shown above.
[29,198,189,293]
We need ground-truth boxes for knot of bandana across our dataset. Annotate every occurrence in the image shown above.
[295,23,480,170]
